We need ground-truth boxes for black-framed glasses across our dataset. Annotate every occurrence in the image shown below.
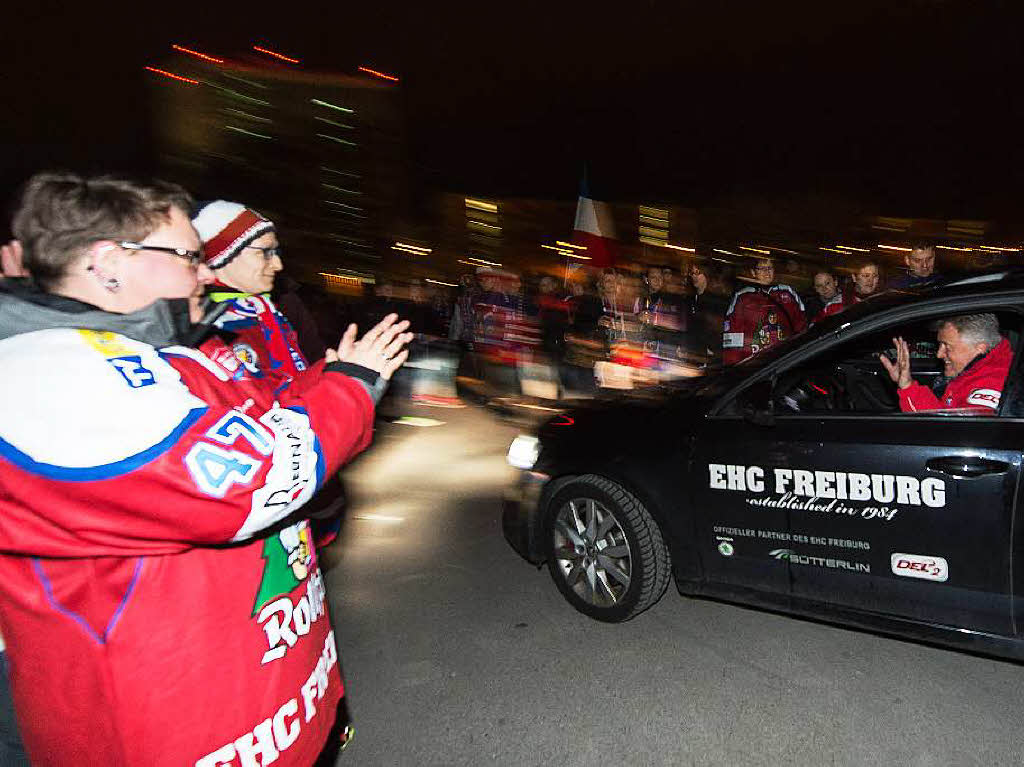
[118,240,204,267]
[244,245,284,261]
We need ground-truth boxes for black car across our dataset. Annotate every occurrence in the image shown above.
[503,272,1024,660]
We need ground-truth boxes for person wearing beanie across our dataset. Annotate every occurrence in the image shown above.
[192,200,309,381]
[193,202,351,543]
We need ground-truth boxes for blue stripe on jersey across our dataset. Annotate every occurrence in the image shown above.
[0,407,208,481]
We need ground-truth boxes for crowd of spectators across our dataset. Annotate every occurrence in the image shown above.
[281,239,978,399]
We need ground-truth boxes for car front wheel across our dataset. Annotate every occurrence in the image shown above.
[544,475,671,622]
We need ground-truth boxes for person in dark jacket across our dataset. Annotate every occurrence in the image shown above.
[687,260,729,363]
[889,241,942,290]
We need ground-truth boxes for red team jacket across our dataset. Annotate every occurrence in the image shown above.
[722,284,807,365]
[0,327,375,766]
[898,337,1012,413]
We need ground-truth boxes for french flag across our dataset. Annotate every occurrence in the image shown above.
[572,171,617,268]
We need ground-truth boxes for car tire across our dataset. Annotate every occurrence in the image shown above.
[544,474,671,622]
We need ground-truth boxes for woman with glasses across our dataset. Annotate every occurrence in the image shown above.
[0,173,411,766]
[722,256,807,365]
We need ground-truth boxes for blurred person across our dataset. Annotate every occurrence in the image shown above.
[635,266,686,332]
[275,274,327,364]
[662,267,688,299]
[568,273,604,334]
[890,240,942,290]
[448,273,478,346]
[367,279,410,328]
[536,274,569,360]
[633,265,687,370]
[722,256,806,365]
[404,280,431,332]
[599,269,640,342]
[688,260,730,362]
[404,281,461,407]
[598,268,620,327]
[880,313,1010,413]
[563,274,605,394]
[0,172,411,766]
[473,268,536,394]
[428,282,453,337]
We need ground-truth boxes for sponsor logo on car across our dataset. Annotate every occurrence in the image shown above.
[769,548,870,573]
[890,553,948,582]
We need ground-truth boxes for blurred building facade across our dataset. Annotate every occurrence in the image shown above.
[148,49,409,289]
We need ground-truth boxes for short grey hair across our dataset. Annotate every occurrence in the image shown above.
[943,313,1002,350]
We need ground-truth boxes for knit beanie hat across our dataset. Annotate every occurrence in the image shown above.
[191,200,275,269]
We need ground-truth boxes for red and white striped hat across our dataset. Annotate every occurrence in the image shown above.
[191,200,275,269]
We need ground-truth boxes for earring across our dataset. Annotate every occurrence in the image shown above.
[104,278,120,292]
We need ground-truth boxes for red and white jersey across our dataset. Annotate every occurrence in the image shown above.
[722,284,806,365]
[899,337,1012,414]
[0,327,375,766]
[210,291,307,383]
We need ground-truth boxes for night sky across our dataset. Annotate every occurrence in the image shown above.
[4,0,1022,223]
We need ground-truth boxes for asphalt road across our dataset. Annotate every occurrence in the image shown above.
[322,403,1024,767]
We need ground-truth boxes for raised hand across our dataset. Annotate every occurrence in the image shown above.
[879,336,912,389]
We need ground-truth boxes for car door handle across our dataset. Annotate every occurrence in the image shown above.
[925,456,1009,479]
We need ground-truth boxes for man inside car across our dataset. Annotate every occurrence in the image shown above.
[879,313,1012,413]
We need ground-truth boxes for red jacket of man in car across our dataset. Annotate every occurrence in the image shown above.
[899,337,1012,413]
[722,284,806,365]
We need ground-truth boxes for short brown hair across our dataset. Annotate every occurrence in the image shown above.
[851,257,879,273]
[12,172,192,289]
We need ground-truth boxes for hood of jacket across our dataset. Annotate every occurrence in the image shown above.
[0,278,193,347]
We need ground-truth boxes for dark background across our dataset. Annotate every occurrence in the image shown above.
[4,0,1021,221]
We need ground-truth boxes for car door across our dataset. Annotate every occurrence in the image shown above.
[758,415,1018,635]
[728,306,1023,636]
[689,387,793,598]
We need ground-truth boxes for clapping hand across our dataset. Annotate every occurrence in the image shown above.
[325,314,413,380]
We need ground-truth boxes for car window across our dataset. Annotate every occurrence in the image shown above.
[758,311,1020,417]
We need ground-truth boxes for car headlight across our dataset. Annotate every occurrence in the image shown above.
[507,435,540,470]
